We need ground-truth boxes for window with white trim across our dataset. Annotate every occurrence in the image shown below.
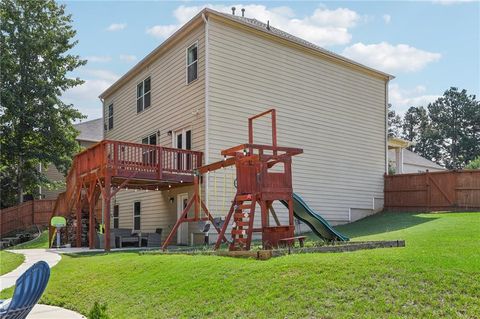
[186,43,198,84]
[142,133,157,164]
[136,77,151,113]
[113,205,119,229]
[107,103,114,130]
[174,128,192,170]
[133,201,141,231]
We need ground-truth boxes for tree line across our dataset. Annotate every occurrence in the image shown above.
[388,87,480,170]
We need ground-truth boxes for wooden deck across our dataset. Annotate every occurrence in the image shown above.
[75,140,202,186]
[50,140,203,250]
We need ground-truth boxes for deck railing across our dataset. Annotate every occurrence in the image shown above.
[74,140,202,179]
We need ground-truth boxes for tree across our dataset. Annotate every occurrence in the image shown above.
[387,104,402,137]
[0,0,85,207]
[428,87,480,169]
[402,106,442,164]
[466,156,480,169]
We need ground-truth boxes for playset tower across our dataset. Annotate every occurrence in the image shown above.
[162,109,303,251]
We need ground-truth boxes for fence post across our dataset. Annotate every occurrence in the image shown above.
[31,199,35,226]
[425,170,431,211]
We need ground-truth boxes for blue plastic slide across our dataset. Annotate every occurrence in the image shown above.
[281,193,349,242]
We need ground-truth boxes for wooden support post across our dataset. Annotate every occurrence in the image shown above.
[161,196,195,250]
[104,173,111,251]
[75,191,82,248]
[288,198,294,228]
[214,200,236,250]
[200,199,228,244]
[88,189,95,249]
[194,174,200,220]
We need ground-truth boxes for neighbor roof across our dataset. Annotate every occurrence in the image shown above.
[99,8,393,100]
[388,149,446,170]
[74,118,103,142]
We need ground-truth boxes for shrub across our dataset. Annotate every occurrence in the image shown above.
[88,302,110,319]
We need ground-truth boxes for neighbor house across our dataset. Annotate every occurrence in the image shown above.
[387,137,446,174]
[99,8,393,244]
[40,118,103,200]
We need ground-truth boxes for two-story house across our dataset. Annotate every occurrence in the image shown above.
[99,8,393,244]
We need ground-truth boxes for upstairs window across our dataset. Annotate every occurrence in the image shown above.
[108,103,114,130]
[137,77,151,113]
[186,43,198,84]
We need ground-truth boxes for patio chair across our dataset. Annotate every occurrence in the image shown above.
[0,261,50,319]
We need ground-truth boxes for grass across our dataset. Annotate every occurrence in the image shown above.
[2,212,480,318]
[0,251,24,275]
[12,230,49,249]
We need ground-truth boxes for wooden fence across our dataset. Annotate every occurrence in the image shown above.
[0,200,56,237]
[384,170,480,212]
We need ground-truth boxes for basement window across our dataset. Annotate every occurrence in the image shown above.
[186,43,198,84]
[133,201,141,231]
[113,205,119,229]
[136,77,151,113]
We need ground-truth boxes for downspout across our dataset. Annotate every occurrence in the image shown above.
[385,80,389,174]
[202,12,210,208]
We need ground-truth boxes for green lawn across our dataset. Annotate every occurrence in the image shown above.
[2,212,480,318]
[12,230,49,249]
[0,251,24,275]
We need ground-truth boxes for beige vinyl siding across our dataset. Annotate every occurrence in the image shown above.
[111,185,195,241]
[102,23,206,240]
[206,18,387,224]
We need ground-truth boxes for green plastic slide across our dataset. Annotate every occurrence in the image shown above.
[281,193,349,242]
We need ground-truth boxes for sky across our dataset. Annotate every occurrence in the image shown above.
[60,0,480,121]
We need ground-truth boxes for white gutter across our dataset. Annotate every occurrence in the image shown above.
[202,12,210,208]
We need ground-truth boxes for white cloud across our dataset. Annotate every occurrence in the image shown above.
[431,0,475,5]
[389,84,440,113]
[382,14,391,24]
[146,4,364,46]
[86,55,111,63]
[106,23,127,32]
[342,42,441,73]
[146,25,179,39]
[62,68,120,119]
[119,54,137,62]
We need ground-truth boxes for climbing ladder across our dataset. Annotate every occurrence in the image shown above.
[230,194,256,251]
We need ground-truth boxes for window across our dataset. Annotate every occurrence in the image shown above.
[141,133,157,145]
[108,104,114,130]
[133,201,141,231]
[113,205,119,229]
[186,43,198,84]
[142,133,157,164]
[136,77,151,113]
[174,129,192,170]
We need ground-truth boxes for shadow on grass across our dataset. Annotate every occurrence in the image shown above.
[333,212,439,238]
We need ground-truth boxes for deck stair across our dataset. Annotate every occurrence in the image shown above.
[229,194,256,251]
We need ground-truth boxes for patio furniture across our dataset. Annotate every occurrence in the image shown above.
[95,232,117,249]
[112,228,140,248]
[142,229,162,248]
[0,261,50,319]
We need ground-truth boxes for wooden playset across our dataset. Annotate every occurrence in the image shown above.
[162,109,303,251]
